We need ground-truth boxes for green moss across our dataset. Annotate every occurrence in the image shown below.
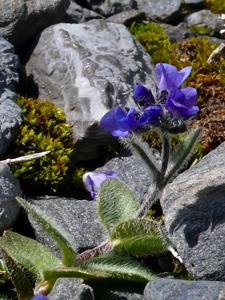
[188,25,211,36]
[129,21,171,56]
[206,0,225,13]
[6,95,85,196]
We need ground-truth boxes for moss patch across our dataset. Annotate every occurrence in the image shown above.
[6,96,86,197]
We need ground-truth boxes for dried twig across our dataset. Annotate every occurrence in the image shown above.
[207,42,225,64]
[0,151,50,165]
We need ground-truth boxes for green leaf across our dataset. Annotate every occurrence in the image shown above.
[164,128,202,185]
[34,266,109,295]
[0,231,60,283]
[97,178,138,234]
[1,247,33,300]
[81,253,156,283]
[109,218,168,256]
[16,196,77,266]
[43,266,109,282]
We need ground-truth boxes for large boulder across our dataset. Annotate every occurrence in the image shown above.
[161,141,225,280]
[0,0,70,48]
[25,20,157,160]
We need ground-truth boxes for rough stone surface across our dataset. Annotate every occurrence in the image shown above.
[48,278,95,300]
[48,277,144,300]
[160,23,197,43]
[184,9,225,37]
[0,37,20,101]
[0,99,23,155]
[0,0,70,47]
[161,141,225,280]
[28,196,106,256]
[106,9,147,26]
[63,2,103,24]
[0,164,21,234]
[0,37,22,155]
[75,0,136,17]
[144,279,225,300]
[25,20,157,160]
[136,0,183,22]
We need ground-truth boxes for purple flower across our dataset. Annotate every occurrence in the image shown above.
[139,106,162,124]
[165,86,199,119]
[100,106,139,137]
[31,295,49,300]
[133,83,155,108]
[155,63,192,90]
[83,171,118,199]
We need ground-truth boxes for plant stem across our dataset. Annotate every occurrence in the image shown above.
[134,183,162,218]
[160,131,170,179]
[0,151,50,164]
[134,131,170,218]
[75,241,112,263]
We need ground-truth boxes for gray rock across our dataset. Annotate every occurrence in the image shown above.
[64,2,103,24]
[0,99,23,156]
[25,20,157,160]
[0,164,21,234]
[28,196,106,256]
[160,22,197,43]
[0,37,23,155]
[63,2,84,23]
[75,0,136,17]
[0,37,20,102]
[106,9,147,26]
[48,278,94,300]
[144,279,225,300]
[184,10,225,37]
[136,0,183,22]
[48,277,144,300]
[161,141,225,280]
[0,0,70,47]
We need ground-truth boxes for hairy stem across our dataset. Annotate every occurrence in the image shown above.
[134,131,170,218]
[160,131,170,180]
[134,183,162,218]
[75,242,112,263]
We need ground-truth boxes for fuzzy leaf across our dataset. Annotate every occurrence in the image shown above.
[164,128,202,185]
[43,266,109,282]
[16,196,77,266]
[0,231,60,283]
[109,218,168,256]
[34,267,109,295]
[81,253,156,283]
[97,178,138,233]
[1,247,33,300]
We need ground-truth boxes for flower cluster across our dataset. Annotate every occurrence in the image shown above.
[100,63,199,136]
